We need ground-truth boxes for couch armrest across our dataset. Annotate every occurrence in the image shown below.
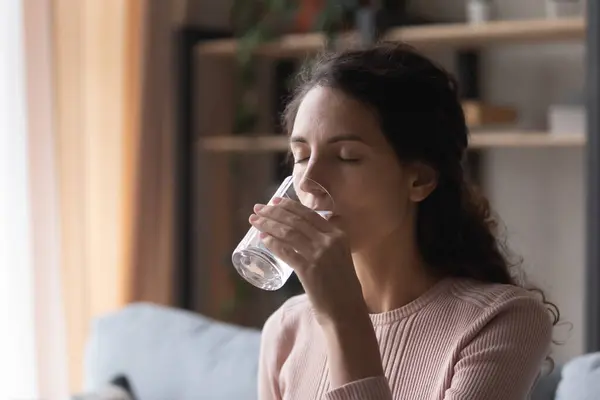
[84,303,261,400]
[556,352,600,400]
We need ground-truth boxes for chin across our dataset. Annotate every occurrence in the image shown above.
[327,214,340,222]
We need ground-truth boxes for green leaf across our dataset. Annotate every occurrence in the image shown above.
[234,102,259,133]
[239,65,256,87]
[267,0,297,13]
[312,1,345,32]
[231,0,259,33]
[312,9,330,32]
[237,26,266,63]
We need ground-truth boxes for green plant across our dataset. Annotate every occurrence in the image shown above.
[230,1,357,135]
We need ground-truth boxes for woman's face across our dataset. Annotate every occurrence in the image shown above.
[290,86,435,252]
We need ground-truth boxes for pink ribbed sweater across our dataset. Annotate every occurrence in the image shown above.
[258,277,553,400]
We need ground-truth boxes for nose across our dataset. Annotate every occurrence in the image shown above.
[295,168,334,212]
[298,176,327,196]
[296,163,329,197]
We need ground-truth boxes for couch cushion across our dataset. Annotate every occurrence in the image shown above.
[84,303,261,400]
[556,352,600,400]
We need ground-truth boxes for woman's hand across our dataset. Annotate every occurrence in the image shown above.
[251,197,387,389]
[250,197,366,326]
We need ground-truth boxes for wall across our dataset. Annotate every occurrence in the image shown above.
[414,0,586,363]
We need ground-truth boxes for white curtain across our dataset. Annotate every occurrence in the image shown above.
[0,0,68,398]
[0,0,38,398]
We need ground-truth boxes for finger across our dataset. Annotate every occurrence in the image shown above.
[260,233,309,271]
[271,197,333,233]
[250,214,314,256]
[254,204,317,240]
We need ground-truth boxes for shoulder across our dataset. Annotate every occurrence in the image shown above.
[445,278,553,340]
[258,294,314,395]
[259,294,315,375]
[449,278,550,315]
[262,294,313,342]
[437,281,555,399]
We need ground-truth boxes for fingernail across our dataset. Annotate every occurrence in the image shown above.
[254,204,265,212]
[272,197,282,204]
[249,214,259,222]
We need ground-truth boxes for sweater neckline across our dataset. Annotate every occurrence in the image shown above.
[368,277,455,326]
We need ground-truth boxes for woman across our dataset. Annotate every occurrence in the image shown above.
[249,43,557,400]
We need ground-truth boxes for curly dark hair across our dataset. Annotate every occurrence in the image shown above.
[282,42,560,357]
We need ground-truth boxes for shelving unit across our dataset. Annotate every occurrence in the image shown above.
[197,17,584,57]
[196,17,586,153]
[180,14,594,327]
[197,131,586,153]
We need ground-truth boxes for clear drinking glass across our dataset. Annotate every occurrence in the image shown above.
[232,175,334,291]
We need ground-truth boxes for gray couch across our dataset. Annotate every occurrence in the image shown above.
[83,303,598,400]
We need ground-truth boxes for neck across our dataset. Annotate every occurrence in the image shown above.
[351,226,441,314]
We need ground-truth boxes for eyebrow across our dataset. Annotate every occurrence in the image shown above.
[289,133,366,145]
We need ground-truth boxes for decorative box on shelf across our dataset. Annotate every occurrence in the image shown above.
[548,94,586,136]
[545,0,586,19]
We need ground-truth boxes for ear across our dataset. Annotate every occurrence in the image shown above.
[408,162,438,202]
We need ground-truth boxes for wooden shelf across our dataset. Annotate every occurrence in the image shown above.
[196,18,585,57]
[469,132,585,148]
[197,131,585,153]
[199,135,288,153]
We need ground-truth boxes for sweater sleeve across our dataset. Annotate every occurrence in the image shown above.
[258,307,286,400]
[444,296,553,400]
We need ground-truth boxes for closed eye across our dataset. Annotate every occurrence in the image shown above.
[295,157,360,164]
[338,157,361,163]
